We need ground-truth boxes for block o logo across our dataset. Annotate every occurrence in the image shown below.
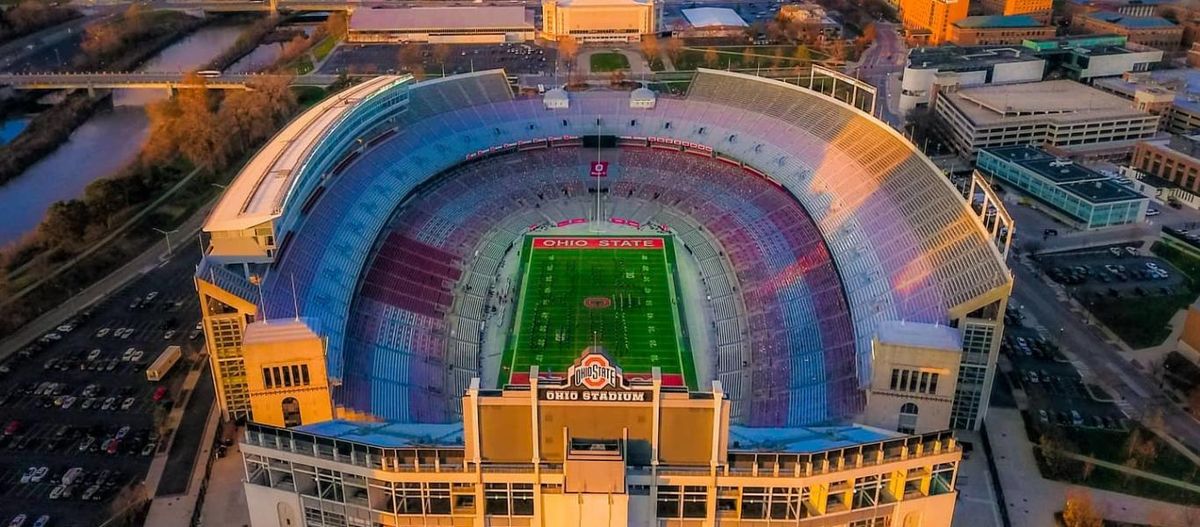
[571,353,619,390]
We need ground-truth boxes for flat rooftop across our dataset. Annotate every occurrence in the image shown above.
[1061,179,1145,202]
[875,321,962,352]
[954,15,1044,29]
[729,425,904,453]
[944,79,1149,126]
[1083,11,1178,29]
[682,7,747,27]
[1094,68,1200,116]
[907,45,1044,72]
[294,420,466,448]
[349,6,533,31]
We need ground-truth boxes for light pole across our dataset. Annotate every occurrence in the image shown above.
[154,228,179,257]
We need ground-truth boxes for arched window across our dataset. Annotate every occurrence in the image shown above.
[282,397,302,427]
[898,403,919,434]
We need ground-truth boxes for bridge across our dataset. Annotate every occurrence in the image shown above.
[0,72,342,95]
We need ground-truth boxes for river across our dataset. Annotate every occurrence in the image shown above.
[0,24,250,247]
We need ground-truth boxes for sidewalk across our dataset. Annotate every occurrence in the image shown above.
[197,439,251,527]
[987,407,1200,526]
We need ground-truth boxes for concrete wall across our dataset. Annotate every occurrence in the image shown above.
[245,482,302,527]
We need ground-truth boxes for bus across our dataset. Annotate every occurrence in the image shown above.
[146,345,181,382]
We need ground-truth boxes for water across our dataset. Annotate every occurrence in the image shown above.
[226,25,317,74]
[0,119,30,145]
[0,24,250,246]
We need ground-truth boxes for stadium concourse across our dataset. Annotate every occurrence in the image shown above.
[196,69,1012,433]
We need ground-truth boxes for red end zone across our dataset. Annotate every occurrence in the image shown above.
[532,237,664,249]
[509,371,685,387]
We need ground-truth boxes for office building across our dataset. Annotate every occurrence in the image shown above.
[345,6,535,44]
[540,0,658,42]
[977,0,1053,23]
[948,15,1056,45]
[900,0,969,45]
[1131,134,1200,193]
[933,79,1160,156]
[900,46,1046,113]
[978,145,1149,228]
[1095,69,1200,134]
[1073,11,1183,50]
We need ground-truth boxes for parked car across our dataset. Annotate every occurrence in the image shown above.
[8,514,27,527]
[96,328,111,338]
[31,515,49,527]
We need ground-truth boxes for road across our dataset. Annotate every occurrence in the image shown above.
[1008,256,1200,451]
[847,22,904,125]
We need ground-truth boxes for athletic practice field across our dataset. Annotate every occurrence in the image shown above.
[502,235,695,388]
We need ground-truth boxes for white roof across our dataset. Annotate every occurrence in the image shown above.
[875,321,961,352]
[349,6,533,32]
[682,7,748,28]
[204,76,406,233]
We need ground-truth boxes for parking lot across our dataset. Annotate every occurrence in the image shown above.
[1040,244,1184,299]
[1001,305,1128,434]
[320,42,556,77]
[0,253,205,527]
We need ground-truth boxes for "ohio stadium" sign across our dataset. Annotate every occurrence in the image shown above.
[538,350,654,402]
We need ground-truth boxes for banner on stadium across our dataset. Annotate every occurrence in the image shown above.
[533,237,664,249]
[555,218,587,227]
[589,161,609,178]
[610,217,641,228]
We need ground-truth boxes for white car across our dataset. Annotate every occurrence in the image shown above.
[120,398,135,411]
[8,514,26,527]
[61,396,77,409]
[115,426,130,440]
[121,348,135,362]
[43,333,61,341]
[78,437,94,452]
[19,467,36,484]
[130,350,144,362]
[95,328,110,338]
[55,324,74,333]
[30,467,47,483]
[101,397,116,411]
[82,398,96,410]
[1146,208,1160,216]
[48,485,64,500]
[87,349,101,361]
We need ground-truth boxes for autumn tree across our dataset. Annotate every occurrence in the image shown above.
[639,35,660,62]
[741,47,755,68]
[322,11,347,39]
[432,44,452,67]
[39,200,91,248]
[558,36,579,71]
[771,47,784,68]
[1062,490,1103,527]
[794,44,812,64]
[704,47,719,67]
[665,37,684,64]
[397,44,424,78]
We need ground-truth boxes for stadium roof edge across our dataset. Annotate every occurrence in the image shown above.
[204,75,411,234]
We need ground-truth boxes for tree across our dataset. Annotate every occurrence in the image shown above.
[397,43,424,79]
[558,36,579,69]
[322,12,347,39]
[609,68,626,87]
[665,37,684,64]
[432,44,452,66]
[741,47,755,68]
[639,35,660,62]
[40,200,91,247]
[860,22,878,44]
[771,47,784,68]
[1062,490,1103,527]
[704,47,719,67]
[794,44,812,64]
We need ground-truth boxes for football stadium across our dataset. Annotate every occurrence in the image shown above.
[196,69,1013,526]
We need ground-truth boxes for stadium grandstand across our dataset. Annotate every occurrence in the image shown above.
[196,69,1012,435]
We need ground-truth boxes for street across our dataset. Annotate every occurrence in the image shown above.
[847,21,904,125]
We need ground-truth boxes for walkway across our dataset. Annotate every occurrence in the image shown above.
[988,407,1200,526]
[1057,450,1200,494]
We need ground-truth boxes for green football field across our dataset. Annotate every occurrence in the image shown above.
[501,235,695,388]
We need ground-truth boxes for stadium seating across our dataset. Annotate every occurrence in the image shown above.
[250,69,1005,427]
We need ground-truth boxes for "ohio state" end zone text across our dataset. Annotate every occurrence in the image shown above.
[533,237,664,249]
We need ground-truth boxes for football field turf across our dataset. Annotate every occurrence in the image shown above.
[502,235,695,388]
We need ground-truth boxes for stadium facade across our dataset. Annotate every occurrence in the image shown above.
[196,70,1012,526]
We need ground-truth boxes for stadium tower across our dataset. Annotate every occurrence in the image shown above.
[196,70,1012,526]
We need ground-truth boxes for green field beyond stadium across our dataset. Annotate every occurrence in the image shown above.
[502,235,695,388]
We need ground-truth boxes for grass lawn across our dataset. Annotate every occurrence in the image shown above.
[1087,293,1192,348]
[502,236,694,387]
[589,52,630,72]
[673,45,827,71]
[312,36,338,62]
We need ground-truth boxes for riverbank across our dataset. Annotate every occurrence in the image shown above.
[0,9,205,186]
